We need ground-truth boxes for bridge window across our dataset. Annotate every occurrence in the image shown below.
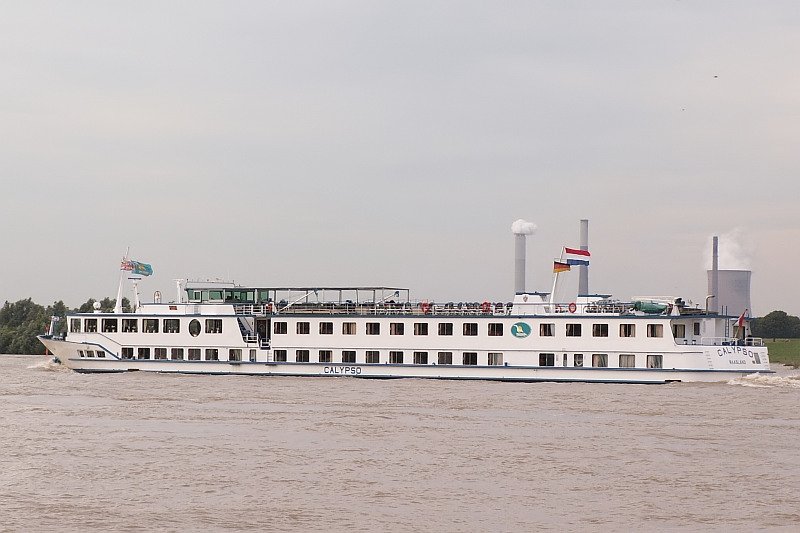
[566,324,581,337]
[102,318,118,333]
[205,348,219,361]
[274,349,287,362]
[366,323,380,335]
[274,321,287,334]
[389,351,404,364]
[342,322,356,335]
[647,324,664,338]
[463,323,478,336]
[229,349,242,361]
[122,319,138,333]
[144,319,159,333]
[390,323,404,335]
[620,324,635,337]
[619,354,636,367]
[96,350,105,358]
[189,320,201,337]
[592,354,608,367]
[296,322,310,335]
[366,350,380,363]
[122,347,134,359]
[413,351,428,364]
[171,348,184,360]
[320,322,333,335]
[85,319,97,332]
[319,350,332,363]
[672,324,686,339]
[414,323,428,335]
[488,323,503,336]
[438,323,453,336]
[462,352,477,365]
[647,354,663,368]
[137,347,150,360]
[295,350,309,363]
[592,324,608,337]
[342,350,356,363]
[539,323,554,336]
[574,354,584,367]
[539,353,555,366]
[70,319,81,333]
[188,349,201,361]
[488,352,503,365]
[164,319,180,333]
[86,350,95,358]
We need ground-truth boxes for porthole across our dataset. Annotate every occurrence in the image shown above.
[189,319,201,337]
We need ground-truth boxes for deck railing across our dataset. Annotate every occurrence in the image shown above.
[700,336,764,347]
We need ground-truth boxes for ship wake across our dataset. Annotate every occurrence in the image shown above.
[727,372,800,389]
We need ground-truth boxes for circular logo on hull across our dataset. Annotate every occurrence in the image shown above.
[511,322,531,338]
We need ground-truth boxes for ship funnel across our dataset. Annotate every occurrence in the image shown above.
[511,219,537,293]
[578,219,589,296]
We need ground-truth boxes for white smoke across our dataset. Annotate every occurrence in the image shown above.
[511,219,537,235]
[704,228,752,270]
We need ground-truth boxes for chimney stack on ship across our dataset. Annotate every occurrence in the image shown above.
[706,235,752,316]
[511,219,537,294]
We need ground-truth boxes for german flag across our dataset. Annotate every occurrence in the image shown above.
[553,261,571,273]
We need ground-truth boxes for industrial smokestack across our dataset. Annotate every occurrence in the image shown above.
[710,236,719,313]
[578,219,589,296]
[511,219,537,294]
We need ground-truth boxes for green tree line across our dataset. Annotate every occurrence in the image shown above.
[0,297,129,355]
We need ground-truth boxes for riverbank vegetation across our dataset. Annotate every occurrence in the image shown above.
[764,340,800,368]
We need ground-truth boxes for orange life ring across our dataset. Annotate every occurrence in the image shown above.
[421,301,431,314]
[481,301,491,313]
[568,302,577,313]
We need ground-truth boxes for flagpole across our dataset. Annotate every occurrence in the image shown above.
[549,248,565,309]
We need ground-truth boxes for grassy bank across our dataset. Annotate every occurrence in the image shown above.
[766,339,800,368]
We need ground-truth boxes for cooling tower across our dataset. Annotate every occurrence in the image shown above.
[706,269,752,316]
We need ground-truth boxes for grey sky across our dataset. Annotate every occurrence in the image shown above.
[1,1,798,315]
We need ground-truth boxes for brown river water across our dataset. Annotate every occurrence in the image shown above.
[2,354,800,532]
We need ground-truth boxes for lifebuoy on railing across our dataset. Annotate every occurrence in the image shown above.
[481,301,491,314]
[568,302,577,313]
[421,301,431,315]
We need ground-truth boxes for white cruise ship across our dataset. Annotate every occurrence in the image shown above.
[38,225,771,384]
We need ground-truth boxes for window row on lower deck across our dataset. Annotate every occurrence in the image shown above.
[118,347,256,362]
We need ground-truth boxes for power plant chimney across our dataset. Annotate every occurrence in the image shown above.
[511,219,537,294]
[710,236,719,313]
[578,219,589,296]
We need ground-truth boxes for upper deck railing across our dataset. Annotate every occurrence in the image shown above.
[700,336,765,347]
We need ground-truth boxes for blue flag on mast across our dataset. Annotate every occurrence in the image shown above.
[121,259,153,276]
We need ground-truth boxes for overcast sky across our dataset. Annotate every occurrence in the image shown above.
[1,1,798,315]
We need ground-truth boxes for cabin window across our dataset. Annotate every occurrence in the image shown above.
[647,354,663,368]
[205,319,222,334]
[647,324,664,338]
[488,323,504,336]
[488,352,503,365]
[366,322,381,335]
[143,319,159,333]
[188,349,201,361]
[273,349,287,362]
[414,323,428,335]
[693,322,701,336]
[620,324,635,337]
[171,348,184,360]
[85,319,97,332]
[296,322,310,335]
[592,324,608,337]
[229,349,242,362]
[462,352,477,365]
[437,352,453,364]
[189,319,201,337]
[592,354,608,367]
[274,321,287,334]
[137,347,150,360]
[249,349,256,362]
[539,323,554,336]
[70,319,81,333]
[672,324,686,339]
[319,322,333,335]
[389,351,404,364]
[566,324,581,337]
[390,323,404,335]
[205,348,219,361]
[574,354,584,367]
[164,319,180,333]
[154,348,167,360]
[342,350,356,363]
[539,353,555,366]
[122,347,134,359]
[78,350,85,357]
[86,350,95,358]
[438,323,453,336]
[319,350,332,363]
[96,350,105,358]
[619,354,636,368]
[122,319,138,333]
[366,351,380,364]
[463,323,478,336]
[102,318,118,333]
[342,322,356,335]
[413,351,428,364]
[295,350,309,362]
